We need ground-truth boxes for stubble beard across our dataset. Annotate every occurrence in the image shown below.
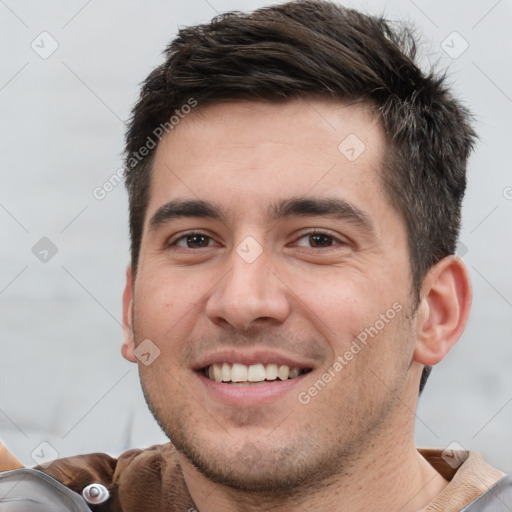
[140,371,408,498]
[134,306,415,497]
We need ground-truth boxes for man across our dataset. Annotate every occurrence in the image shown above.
[1,1,510,510]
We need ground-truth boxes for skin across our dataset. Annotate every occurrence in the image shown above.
[122,99,472,511]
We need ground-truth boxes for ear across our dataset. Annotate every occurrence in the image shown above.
[121,265,137,362]
[413,255,472,366]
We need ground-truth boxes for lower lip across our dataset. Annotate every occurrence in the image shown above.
[196,372,308,406]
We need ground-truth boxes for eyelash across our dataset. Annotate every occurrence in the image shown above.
[167,230,348,250]
[167,231,217,249]
[292,230,348,249]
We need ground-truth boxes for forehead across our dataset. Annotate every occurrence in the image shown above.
[147,98,388,222]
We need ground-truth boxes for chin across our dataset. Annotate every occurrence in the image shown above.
[173,433,318,493]
[153,404,351,494]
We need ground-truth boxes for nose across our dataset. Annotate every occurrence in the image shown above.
[205,247,291,330]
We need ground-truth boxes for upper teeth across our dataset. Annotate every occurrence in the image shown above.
[206,363,302,383]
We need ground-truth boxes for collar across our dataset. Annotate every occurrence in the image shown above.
[420,448,504,511]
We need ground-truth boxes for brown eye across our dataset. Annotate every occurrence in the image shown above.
[292,230,348,250]
[183,234,211,248]
[307,233,335,248]
[170,232,215,249]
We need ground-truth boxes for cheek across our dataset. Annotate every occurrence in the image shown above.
[133,270,206,351]
[289,267,412,384]
[285,266,392,344]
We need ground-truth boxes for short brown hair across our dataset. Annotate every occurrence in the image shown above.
[124,0,476,392]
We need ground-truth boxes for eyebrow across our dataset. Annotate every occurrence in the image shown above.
[269,196,375,233]
[148,196,374,234]
[148,199,225,231]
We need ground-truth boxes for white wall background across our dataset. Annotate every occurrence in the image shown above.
[1,0,511,472]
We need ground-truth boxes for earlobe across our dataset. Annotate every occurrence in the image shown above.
[122,265,137,363]
[413,255,472,366]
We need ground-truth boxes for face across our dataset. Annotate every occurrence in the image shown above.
[123,99,420,492]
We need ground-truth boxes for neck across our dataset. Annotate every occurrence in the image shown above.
[178,430,448,512]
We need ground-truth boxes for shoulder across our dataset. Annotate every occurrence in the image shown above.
[462,474,512,510]
[1,442,195,512]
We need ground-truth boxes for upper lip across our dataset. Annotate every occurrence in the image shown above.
[192,348,318,371]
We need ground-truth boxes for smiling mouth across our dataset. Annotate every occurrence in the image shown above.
[202,363,312,384]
